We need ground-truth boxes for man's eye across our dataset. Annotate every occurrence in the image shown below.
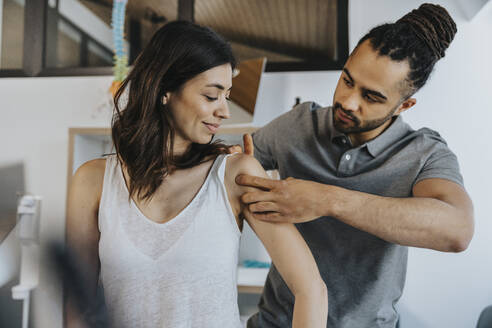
[364,94,376,103]
[343,78,352,86]
[204,95,218,101]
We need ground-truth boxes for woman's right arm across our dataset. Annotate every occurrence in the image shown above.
[226,154,328,327]
[65,159,105,328]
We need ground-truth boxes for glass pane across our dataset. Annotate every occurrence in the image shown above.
[0,0,25,69]
[87,40,112,67]
[45,4,114,69]
[53,19,81,68]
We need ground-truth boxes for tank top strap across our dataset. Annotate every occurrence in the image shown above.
[98,154,123,232]
[214,152,239,185]
[211,153,242,237]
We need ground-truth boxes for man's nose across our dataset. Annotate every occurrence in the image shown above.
[339,92,360,112]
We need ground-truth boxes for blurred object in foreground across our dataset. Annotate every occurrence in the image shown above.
[48,241,110,328]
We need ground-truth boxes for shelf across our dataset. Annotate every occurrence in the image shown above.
[237,266,269,294]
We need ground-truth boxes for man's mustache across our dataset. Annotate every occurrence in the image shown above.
[334,102,360,124]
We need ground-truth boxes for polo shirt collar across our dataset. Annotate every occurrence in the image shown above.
[365,115,410,157]
[329,109,410,157]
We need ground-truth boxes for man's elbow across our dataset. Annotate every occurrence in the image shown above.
[448,213,474,253]
[449,234,472,253]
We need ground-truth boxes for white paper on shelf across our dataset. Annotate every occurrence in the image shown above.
[237,267,269,287]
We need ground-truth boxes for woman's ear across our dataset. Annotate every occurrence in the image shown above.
[162,92,171,105]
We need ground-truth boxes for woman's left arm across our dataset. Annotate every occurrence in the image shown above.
[225,154,328,328]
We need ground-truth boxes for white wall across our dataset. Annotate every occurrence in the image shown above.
[0,1,490,327]
[386,2,492,327]
[0,76,113,328]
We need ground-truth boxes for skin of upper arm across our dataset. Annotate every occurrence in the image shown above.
[66,159,105,285]
[225,154,325,295]
[413,178,474,240]
[413,178,474,218]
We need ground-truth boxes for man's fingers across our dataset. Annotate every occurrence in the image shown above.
[227,144,243,154]
[235,174,278,190]
[241,191,274,204]
[249,201,278,213]
[252,212,283,222]
[243,134,254,156]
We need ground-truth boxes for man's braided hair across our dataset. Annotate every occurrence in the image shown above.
[357,3,457,98]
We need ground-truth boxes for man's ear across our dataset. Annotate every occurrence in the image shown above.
[394,97,416,116]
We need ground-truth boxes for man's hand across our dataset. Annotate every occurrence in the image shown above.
[227,134,254,155]
[236,175,331,223]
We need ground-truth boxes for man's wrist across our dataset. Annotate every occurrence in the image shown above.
[317,183,340,218]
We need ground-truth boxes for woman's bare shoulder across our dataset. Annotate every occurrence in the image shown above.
[225,153,265,178]
[74,158,106,179]
[224,153,268,199]
[71,158,106,199]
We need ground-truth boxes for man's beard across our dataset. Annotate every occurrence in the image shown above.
[332,102,398,134]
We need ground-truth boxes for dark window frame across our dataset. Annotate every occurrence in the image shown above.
[0,0,114,77]
[0,0,348,77]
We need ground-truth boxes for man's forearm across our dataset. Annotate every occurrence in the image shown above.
[322,185,472,252]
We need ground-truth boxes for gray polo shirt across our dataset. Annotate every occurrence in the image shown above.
[247,102,463,328]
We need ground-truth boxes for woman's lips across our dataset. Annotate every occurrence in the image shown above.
[203,122,220,133]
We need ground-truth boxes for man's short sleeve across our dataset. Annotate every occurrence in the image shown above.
[252,102,318,171]
[252,124,278,171]
[414,131,464,187]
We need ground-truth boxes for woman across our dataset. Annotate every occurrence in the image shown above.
[66,21,327,328]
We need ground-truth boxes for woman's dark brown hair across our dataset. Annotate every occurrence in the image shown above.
[112,21,236,201]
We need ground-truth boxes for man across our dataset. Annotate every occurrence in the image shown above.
[237,4,474,328]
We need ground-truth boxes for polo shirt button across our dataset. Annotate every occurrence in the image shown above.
[345,154,351,161]
[342,139,347,143]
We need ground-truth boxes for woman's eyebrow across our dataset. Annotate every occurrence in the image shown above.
[205,83,232,91]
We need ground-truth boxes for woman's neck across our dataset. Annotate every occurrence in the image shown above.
[171,136,192,157]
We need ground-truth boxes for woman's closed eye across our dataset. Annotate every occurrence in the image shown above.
[204,94,231,101]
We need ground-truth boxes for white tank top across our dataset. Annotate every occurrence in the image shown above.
[98,154,242,328]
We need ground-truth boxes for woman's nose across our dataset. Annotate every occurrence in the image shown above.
[217,99,231,119]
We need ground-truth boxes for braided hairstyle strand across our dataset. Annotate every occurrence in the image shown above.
[357,3,457,98]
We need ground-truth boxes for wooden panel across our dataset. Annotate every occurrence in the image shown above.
[229,57,266,116]
[80,0,339,62]
[237,285,263,294]
[194,0,338,61]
